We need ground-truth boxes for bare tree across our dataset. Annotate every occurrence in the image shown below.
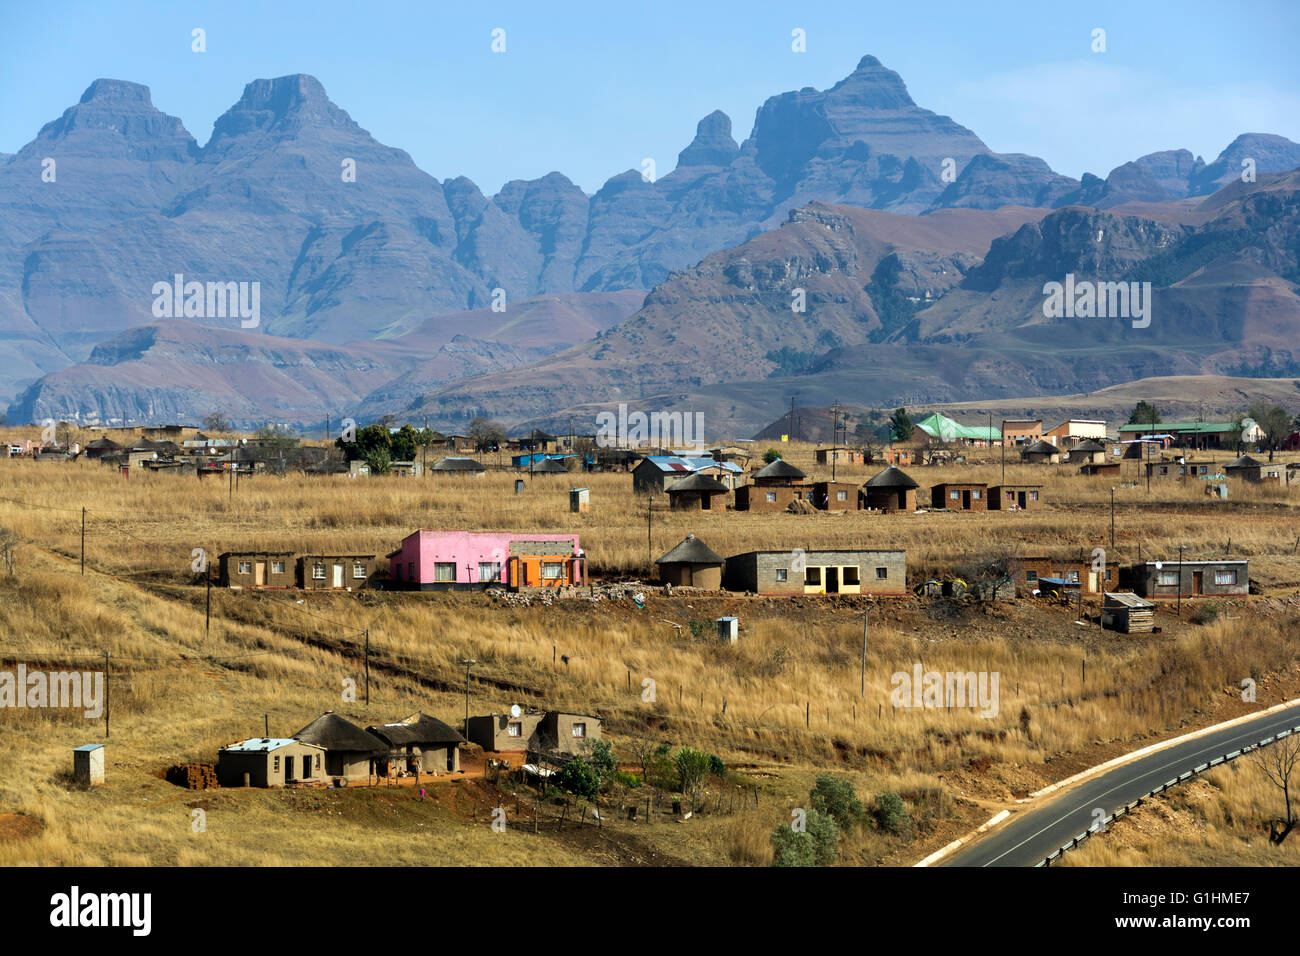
[0,527,18,575]
[1253,733,1300,845]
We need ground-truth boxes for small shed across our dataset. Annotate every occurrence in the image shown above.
[73,744,105,786]
[716,616,739,643]
[1079,463,1121,477]
[569,487,590,513]
[656,534,724,588]
[1101,592,1155,633]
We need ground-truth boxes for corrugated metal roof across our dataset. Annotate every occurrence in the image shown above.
[221,737,305,753]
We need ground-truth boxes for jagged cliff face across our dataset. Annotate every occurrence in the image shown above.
[3,57,1298,428]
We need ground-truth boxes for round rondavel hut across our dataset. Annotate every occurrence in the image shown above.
[860,465,918,513]
[655,534,725,589]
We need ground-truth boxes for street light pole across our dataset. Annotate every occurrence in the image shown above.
[647,496,654,567]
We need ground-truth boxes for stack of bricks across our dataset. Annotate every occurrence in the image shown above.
[166,763,220,790]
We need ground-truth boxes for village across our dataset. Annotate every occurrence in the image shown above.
[3,403,1300,867]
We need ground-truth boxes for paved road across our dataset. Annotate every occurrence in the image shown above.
[945,704,1300,867]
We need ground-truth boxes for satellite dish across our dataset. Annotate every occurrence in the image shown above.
[1154,561,1163,570]
[510,704,522,718]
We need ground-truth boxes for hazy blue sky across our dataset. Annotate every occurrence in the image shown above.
[3,0,1297,194]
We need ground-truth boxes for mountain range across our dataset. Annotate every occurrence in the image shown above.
[4,55,1299,432]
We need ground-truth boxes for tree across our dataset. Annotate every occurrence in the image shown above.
[889,408,914,442]
[1247,402,1293,461]
[1253,734,1300,845]
[1127,401,1162,426]
[809,774,864,829]
[555,756,601,798]
[468,416,506,453]
[674,747,711,807]
[390,423,419,462]
[202,413,230,433]
[763,448,781,464]
[589,740,617,782]
[0,527,17,575]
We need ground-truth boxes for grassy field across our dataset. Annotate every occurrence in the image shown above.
[1,437,1299,866]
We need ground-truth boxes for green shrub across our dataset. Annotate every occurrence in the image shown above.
[809,774,863,828]
[763,448,781,463]
[708,754,726,777]
[771,809,840,866]
[608,770,642,789]
[1190,601,1223,625]
[872,792,911,836]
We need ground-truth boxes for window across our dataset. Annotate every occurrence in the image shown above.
[408,562,414,580]
[272,560,285,574]
[478,562,501,582]
[507,721,522,737]
[766,491,777,502]
[1026,571,1038,583]
[312,563,325,580]
[806,567,822,585]
[1214,569,1238,586]
[875,567,888,580]
[315,754,321,769]
[1065,570,1079,583]
[542,561,563,580]
[434,562,456,582]
[972,489,982,499]
[1006,490,1015,500]
[238,561,251,574]
[353,563,366,579]
[836,490,848,501]
[1105,569,1112,580]
[843,566,860,585]
[273,756,280,771]
[775,568,788,582]
[1158,570,1179,586]
[572,723,586,738]
[1029,491,1038,501]
[950,490,960,500]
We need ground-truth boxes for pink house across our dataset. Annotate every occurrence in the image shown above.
[386,530,586,590]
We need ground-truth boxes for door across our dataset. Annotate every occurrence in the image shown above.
[962,490,971,509]
[284,755,295,782]
[826,567,840,594]
[255,562,265,586]
[1017,491,1026,509]
[1192,571,1203,595]
[333,563,344,588]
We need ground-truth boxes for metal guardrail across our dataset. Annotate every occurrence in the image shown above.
[1035,724,1299,866]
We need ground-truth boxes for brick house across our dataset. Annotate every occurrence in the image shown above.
[930,482,989,511]
[219,551,296,588]
[722,549,907,595]
[988,484,1041,510]
[297,554,376,590]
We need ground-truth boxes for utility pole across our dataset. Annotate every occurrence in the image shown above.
[460,659,477,738]
[1001,417,1005,485]
[1177,545,1184,619]
[206,565,212,640]
[364,629,370,705]
[1110,488,1116,551]
[103,652,110,739]
[647,496,654,566]
[80,507,85,575]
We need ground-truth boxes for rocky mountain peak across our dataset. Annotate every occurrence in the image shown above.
[79,78,154,106]
[677,110,740,167]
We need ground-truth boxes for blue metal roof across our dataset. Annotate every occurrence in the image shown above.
[73,744,104,752]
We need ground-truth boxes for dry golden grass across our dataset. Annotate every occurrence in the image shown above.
[1,443,1298,866]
